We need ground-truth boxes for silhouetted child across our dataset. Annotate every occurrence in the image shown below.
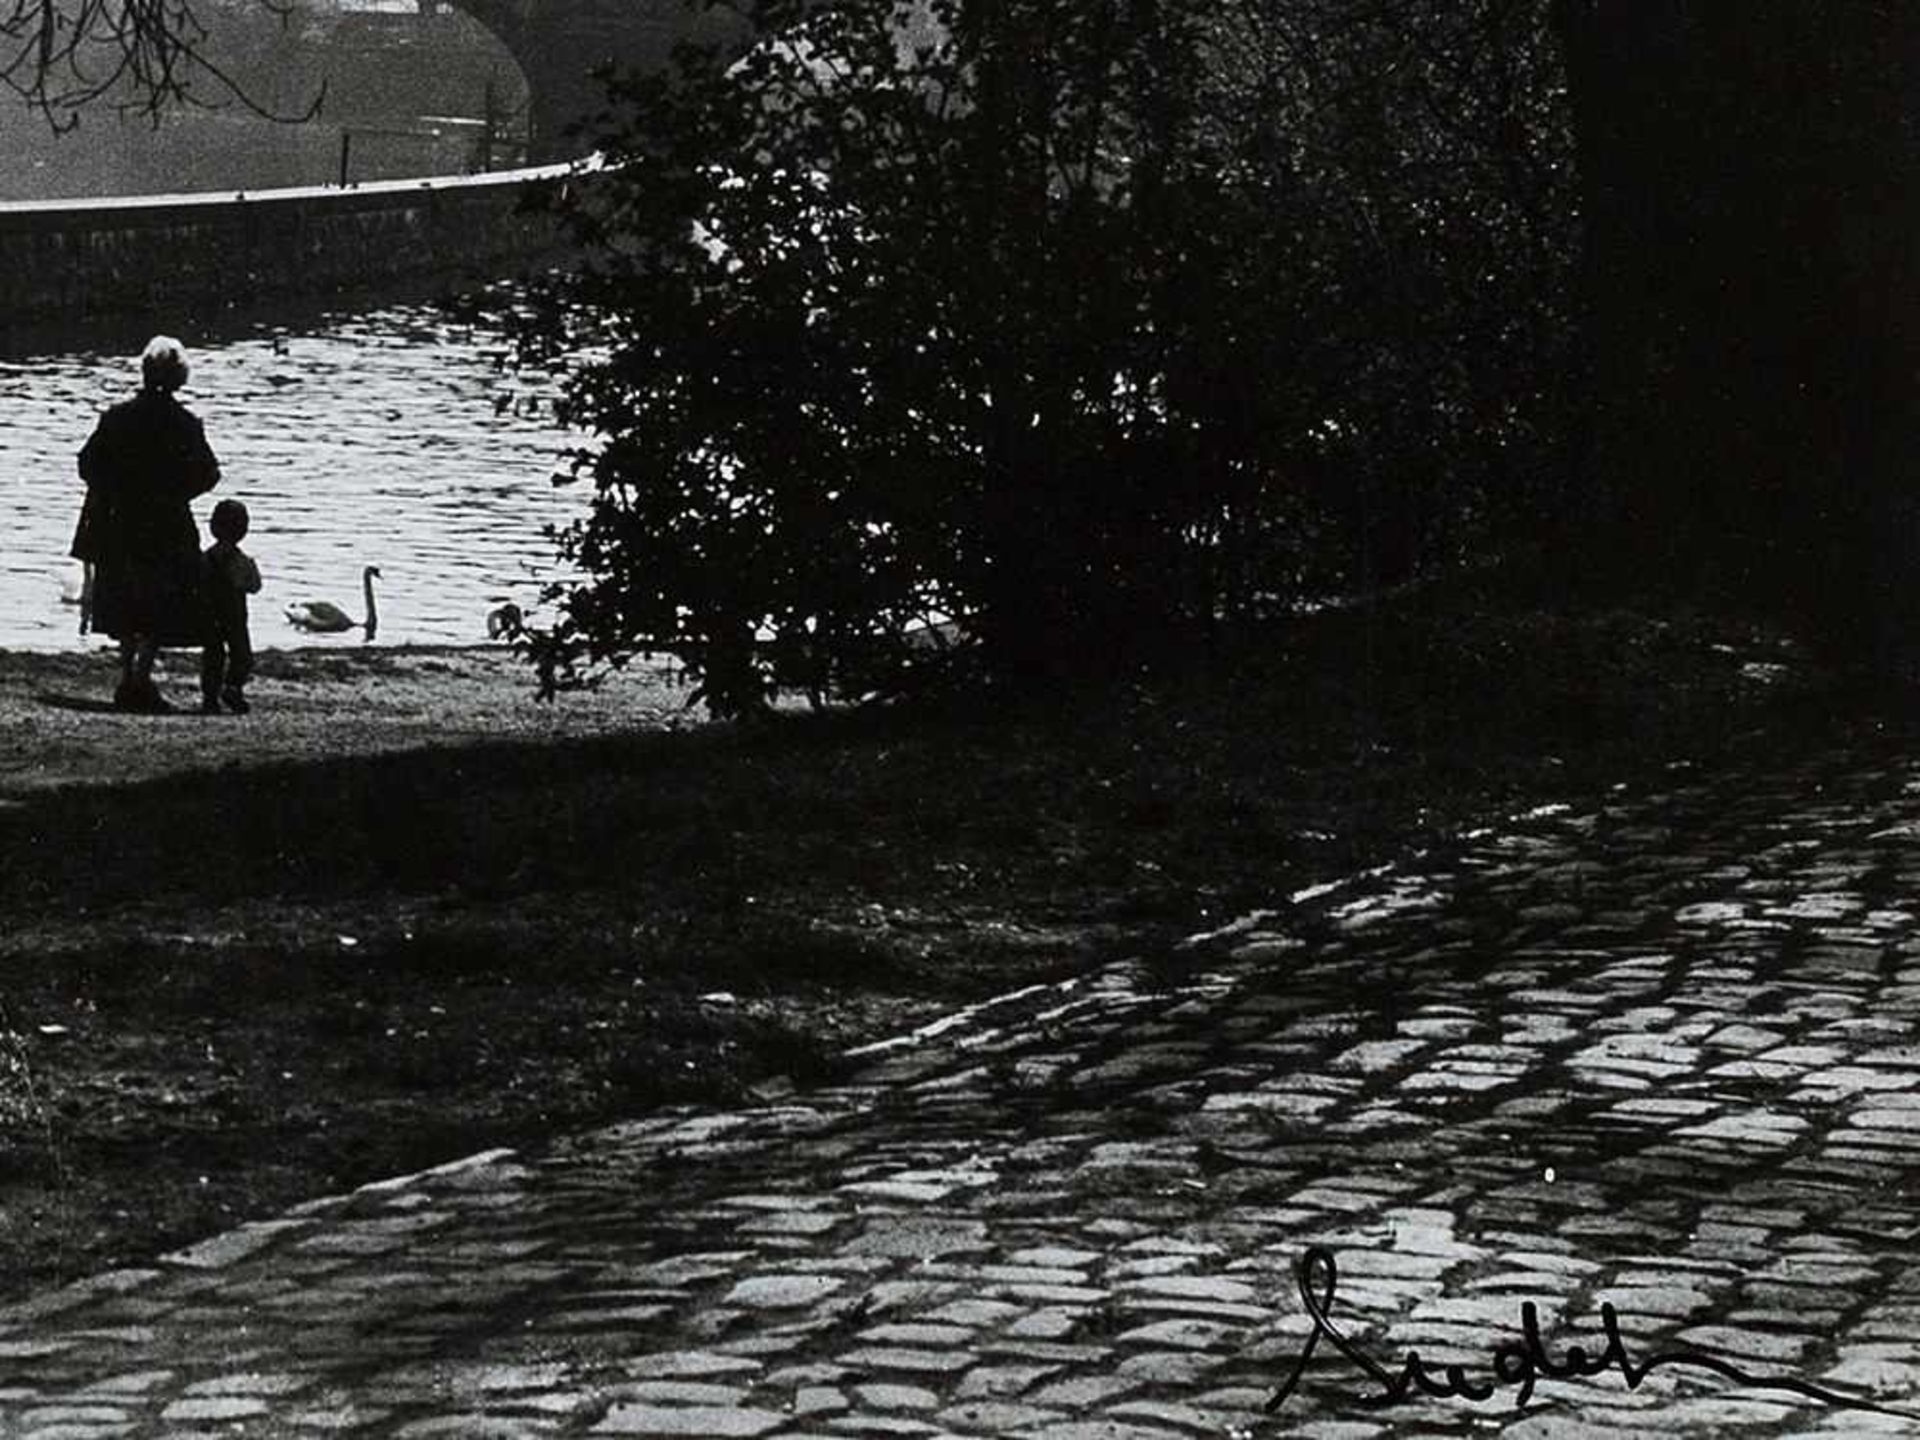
[201,498,262,714]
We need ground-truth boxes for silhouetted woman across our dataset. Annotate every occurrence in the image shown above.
[72,335,222,712]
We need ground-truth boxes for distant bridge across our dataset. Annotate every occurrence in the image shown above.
[447,0,747,158]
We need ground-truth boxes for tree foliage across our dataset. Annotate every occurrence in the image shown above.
[523,0,1577,716]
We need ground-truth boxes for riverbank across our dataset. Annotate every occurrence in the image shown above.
[0,163,564,336]
[0,600,1835,1299]
[0,644,690,797]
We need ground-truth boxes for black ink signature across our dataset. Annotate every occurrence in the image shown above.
[1268,1245,1920,1420]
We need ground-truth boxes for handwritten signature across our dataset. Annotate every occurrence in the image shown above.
[1268,1245,1919,1420]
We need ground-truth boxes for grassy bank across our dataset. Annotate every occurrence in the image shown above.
[0,590,1825,1298]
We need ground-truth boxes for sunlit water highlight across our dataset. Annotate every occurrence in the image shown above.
[1,299,583,652]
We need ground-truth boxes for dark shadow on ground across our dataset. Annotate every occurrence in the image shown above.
[0,592,1864,1300]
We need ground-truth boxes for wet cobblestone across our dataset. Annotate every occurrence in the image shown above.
[10,740,1920,1433]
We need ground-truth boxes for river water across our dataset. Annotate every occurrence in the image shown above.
[0,295,583,652]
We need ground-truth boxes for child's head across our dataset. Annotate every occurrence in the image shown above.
[210,498,250,544]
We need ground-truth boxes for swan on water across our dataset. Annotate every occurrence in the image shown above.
[287,565,381,639]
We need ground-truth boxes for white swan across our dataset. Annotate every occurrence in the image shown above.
[287,565,381,639]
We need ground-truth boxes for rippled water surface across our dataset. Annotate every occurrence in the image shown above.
[1,300,581,652]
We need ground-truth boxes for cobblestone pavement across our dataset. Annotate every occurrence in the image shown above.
[8,734,1920,1437]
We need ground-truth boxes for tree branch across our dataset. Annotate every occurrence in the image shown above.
[1,0,323,128]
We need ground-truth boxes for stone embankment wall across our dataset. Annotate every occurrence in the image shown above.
[0,163,570,329]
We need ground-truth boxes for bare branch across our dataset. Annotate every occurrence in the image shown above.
[0,0,323,128]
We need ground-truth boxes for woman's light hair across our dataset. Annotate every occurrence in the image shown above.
[140,335,190,392]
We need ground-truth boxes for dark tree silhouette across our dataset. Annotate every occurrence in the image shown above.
[1554,2,1920,660]
[520,0,1577,715]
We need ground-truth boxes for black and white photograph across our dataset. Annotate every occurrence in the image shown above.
[3,1,1920,1435]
